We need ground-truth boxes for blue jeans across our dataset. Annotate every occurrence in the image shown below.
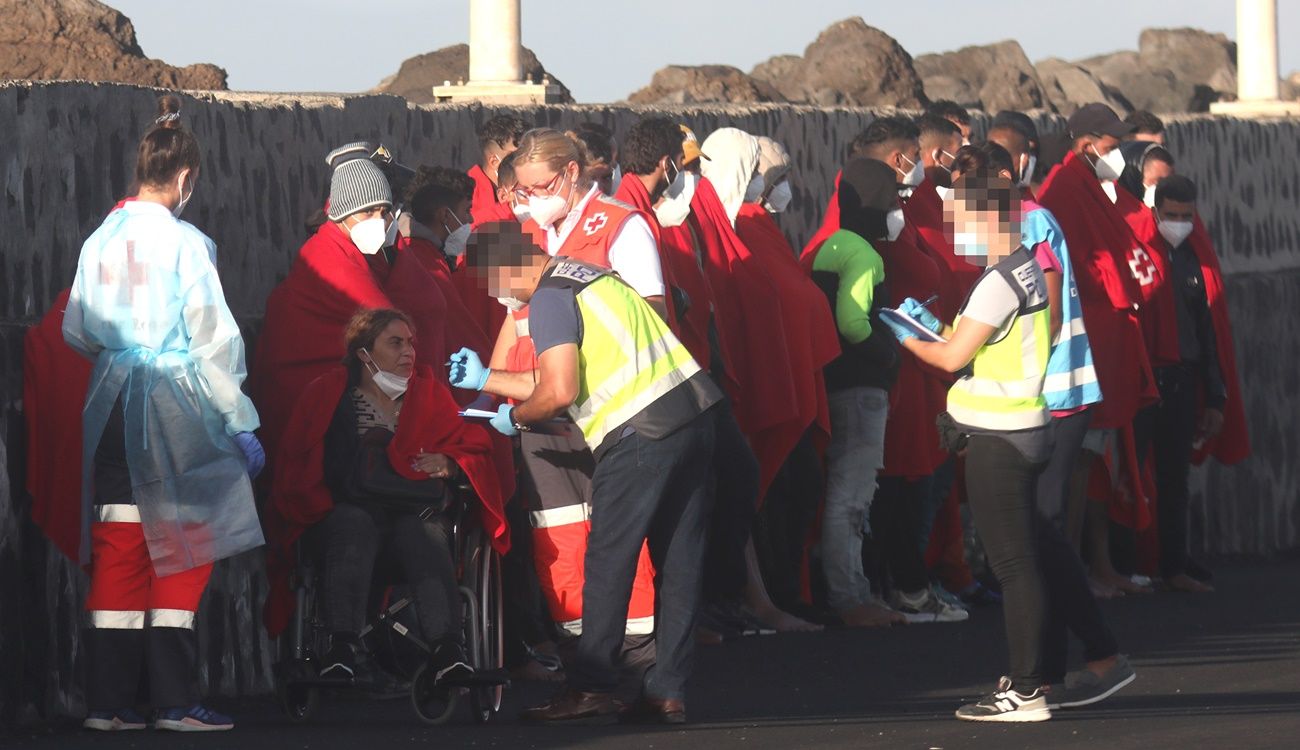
[569,411,716,701]
[821,387,889,612]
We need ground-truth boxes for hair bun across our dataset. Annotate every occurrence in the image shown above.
[154,94,183,129]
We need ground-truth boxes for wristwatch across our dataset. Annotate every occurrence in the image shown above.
[509,406,531,433]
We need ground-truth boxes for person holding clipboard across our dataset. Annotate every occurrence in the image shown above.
[882,169,1055,723]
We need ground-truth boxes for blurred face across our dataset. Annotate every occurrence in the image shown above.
[361,320,415,378]
[950,185,1019,267]
[1142,158,1174,188]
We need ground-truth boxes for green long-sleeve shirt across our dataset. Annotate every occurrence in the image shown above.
[812,229,886,344]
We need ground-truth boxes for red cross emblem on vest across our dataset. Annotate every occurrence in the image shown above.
[1128,246,1158,288]
[583,212,609,236]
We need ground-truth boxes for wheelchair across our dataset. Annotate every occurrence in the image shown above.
[273,485,509,725]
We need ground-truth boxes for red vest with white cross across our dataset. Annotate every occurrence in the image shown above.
[555,193,640,267]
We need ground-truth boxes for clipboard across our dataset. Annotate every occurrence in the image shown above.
[881,307,948,343]
[459,409,575,436]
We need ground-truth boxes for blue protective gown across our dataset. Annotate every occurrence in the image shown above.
[63,200,264,576]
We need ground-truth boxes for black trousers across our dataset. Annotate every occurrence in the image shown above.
[964,434,1047,690]
[1134,366,1200,578]
[703,400,760,602]
[870,476,933,594]
[309,502,459,644]
[570,413,715,701]
[1035,410,1119,683]
[752,432,824,611]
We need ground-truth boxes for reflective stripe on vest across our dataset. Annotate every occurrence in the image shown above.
[515,315,530,338]
[948,250,1052,431]
[570,275,700,452]
[94,504,141,523]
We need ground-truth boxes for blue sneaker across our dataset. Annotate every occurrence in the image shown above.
[83,708,148,731]
[154,705,234,732]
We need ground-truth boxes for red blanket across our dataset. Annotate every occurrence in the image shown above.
[468,164,515,227]
[691,178,801,496]
[1116,189,1181,369]
[250,221,393,461]
[398,235,492,376]
[385,246,450,370]
[802,171,842,261]
[24,288,93,563]
[1122,211,1249,466]
[1038,153,1158,430]
[736,203,839,449]
[262,365,508,636]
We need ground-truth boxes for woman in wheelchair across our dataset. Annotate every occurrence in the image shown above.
[265,307,510,692]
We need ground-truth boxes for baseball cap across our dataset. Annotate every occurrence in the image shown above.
[680,124,711,164]
[1067,103,1136,140]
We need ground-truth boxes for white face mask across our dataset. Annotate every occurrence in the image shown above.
[935,185,953,202]
[361,347,409,399]
[1088,143,1126,182]
[1158,218,1194,248]
[952,229,990,265]
[527,172,574,228]
[173,171,194,218]
[610,164,623,195]
[744,174,766,204]
[498,296,527,312]
[1019,154,1037,188]
[656,171,697,228]
[898,153,925,188]
[1143,184,1157,209]
[886,208,905,242]
[442,211,470,259]
[511,203,532,222]
[349,215,390,255]
[764,180,793,214]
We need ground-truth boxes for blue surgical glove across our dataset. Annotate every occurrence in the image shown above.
[489,404,520,437]
[447,347,490,391]
[882,316,918,344]
[233,432,265,479]
[900,297,943,334]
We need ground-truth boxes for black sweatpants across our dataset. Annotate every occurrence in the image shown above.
[870,476,933,594]
[964,434,1047,690]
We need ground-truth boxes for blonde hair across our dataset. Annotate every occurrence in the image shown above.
[513,128,590,189]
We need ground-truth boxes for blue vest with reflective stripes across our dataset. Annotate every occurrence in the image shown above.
[1022,206,1103,411]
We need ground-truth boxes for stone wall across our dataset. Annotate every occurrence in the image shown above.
[1,81,1297,721]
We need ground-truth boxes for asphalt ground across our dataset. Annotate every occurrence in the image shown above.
[8,560,1300,750]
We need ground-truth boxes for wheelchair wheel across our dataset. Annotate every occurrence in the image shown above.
[410,662,459,725]
[275,661,320,723]
[470,540,505,723]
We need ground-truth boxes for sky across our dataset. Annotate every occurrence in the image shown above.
[112,0,1300,103]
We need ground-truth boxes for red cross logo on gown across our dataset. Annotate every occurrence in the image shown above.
[583,212,608,236]
[100,240,151,305]
[1128,247,1158,288]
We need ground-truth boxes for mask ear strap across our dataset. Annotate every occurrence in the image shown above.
[359,347,380,375]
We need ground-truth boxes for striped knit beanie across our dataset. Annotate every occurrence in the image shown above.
[327,159,392,221]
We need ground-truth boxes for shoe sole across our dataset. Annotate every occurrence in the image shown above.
[1055,671,1137,709]
[154,719,234,732]
[521,713,618,726]
[955,708,1052,723]
[83,719,146,731]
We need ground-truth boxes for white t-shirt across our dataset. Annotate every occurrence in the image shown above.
[546,185,666,299]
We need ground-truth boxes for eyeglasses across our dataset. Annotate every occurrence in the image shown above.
[514,171,566,202]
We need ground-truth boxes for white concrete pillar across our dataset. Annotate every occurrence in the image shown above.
[469,0,523,84]
[1236,0,1280,101]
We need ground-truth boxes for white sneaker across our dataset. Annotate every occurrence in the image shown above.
[955,677,1051,722]
[892,589,970,623]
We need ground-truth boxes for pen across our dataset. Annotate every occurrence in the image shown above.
[918,295,939,309]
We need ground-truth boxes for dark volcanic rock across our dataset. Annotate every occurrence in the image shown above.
[627,65,787,105]
[1079,28,1236,113]
[914,41,1048,112]
[373,43,573,104]
[1036,57,1132,115]
[754,17,927,108]
[0,0,228,89]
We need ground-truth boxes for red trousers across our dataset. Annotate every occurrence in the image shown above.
[85,507,212,710]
